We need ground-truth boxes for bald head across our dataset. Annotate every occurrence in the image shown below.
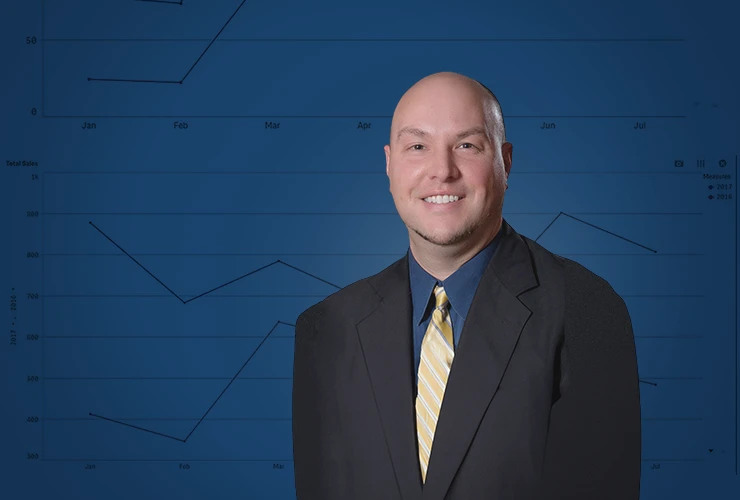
[388,72,506,148]
[383,71,513,274]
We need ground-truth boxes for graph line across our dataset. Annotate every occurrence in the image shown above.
[89,0,248,83]
[89,320,291,442]
[534,211,658,253]
[88,221,341,303]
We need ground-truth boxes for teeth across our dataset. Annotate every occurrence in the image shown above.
[423,195,460,204]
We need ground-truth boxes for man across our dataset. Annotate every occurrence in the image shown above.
[292,71,641,500]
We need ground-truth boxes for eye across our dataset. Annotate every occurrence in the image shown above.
[409,144,426,150]
[459,143,476,149]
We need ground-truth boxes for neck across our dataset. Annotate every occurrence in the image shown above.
[409,218,502,281]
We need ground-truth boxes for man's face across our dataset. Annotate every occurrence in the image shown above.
[384,78,511,250]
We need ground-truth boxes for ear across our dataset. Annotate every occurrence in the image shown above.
[501,141,513,178]
[384,144,391,177]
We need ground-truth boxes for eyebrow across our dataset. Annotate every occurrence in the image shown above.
[395,125,488,142]
[454,126,488,140]
[396,126,429,142]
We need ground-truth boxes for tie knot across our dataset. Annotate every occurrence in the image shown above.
[433,285,449,310]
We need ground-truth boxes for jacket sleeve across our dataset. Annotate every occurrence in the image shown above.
[536,261,642,500]
[292,308,347,500]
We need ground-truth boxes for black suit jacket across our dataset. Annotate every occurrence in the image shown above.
[292,218,641,500]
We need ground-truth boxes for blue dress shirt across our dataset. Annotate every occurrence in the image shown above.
[408,227,503,385]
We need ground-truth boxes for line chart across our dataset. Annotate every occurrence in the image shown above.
[22,146,733,499]
[42,1,688,118]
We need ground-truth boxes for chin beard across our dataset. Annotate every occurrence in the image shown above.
[407,206,500,246]
[411,222,478,246]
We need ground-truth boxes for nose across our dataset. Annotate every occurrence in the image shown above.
[426,149,460,181]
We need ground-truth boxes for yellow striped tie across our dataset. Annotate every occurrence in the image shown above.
[416,284,454,483]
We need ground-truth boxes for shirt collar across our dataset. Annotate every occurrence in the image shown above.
[408,226,502,326]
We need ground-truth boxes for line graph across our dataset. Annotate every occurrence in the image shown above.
[23,136,733,500]
[42,1,688,118]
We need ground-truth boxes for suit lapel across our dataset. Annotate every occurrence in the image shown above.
[356,219,538,500]
[421,219,538,500]
[356,254,423,500]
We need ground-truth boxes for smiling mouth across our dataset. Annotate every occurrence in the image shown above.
[422,195,464,205]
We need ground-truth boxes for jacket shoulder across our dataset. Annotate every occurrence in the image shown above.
[520,234,626,310]
[521,235,633,359]
[295,256,402,332]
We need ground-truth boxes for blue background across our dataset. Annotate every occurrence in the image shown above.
[1,0,739,498]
